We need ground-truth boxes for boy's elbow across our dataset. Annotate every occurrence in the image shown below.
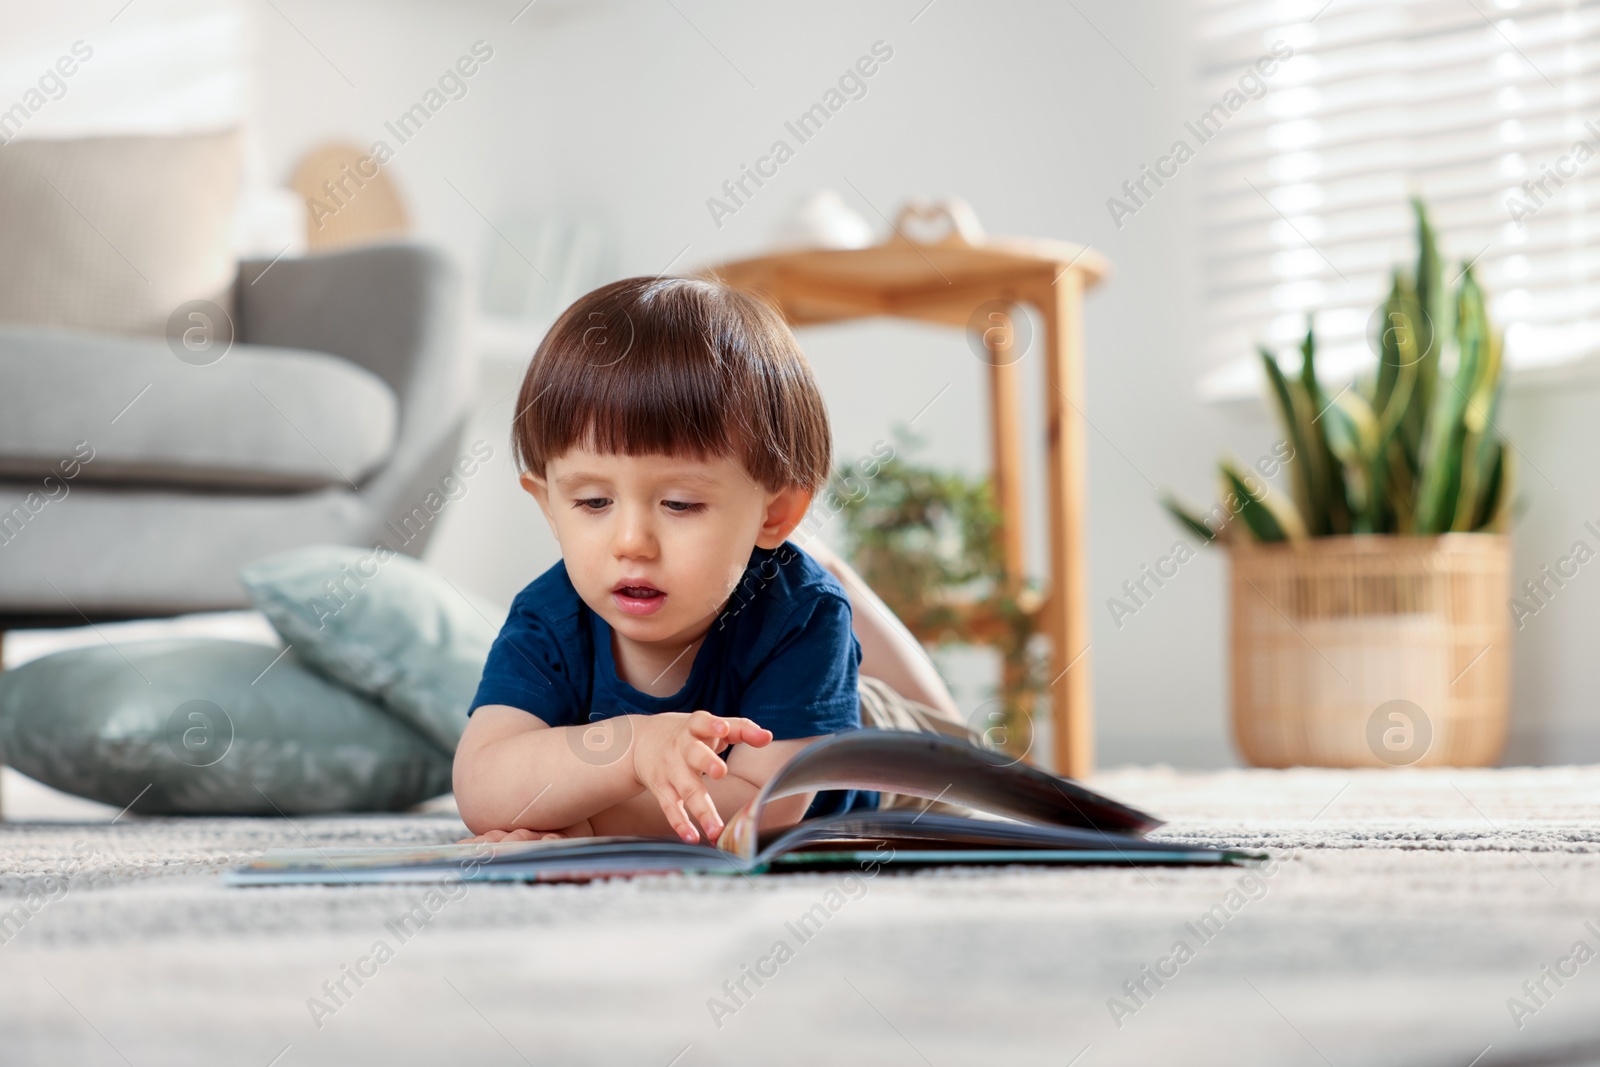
[451,740,514,835]
[453,779,536,836]
[452,734,571,835]
[451,756,492,835]
[458,808,504,837]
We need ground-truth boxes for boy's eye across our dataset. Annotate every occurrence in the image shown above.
[662,500,705,513]
[574,498,611,511]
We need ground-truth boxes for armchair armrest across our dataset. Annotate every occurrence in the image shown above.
[233,243,475,553]
[234,242,467,405]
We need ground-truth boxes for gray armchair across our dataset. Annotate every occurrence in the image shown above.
[0,243,473,628]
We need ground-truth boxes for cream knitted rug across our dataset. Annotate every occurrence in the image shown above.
[1,763,1598,1067]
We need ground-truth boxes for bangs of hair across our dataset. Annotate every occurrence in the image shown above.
[512,276,831,493]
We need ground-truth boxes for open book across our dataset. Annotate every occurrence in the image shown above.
[226,731,1255,885]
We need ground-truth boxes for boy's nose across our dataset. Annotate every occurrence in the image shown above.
[612,509,658,558]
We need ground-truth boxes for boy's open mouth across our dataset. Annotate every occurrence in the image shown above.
[612,580,667,617]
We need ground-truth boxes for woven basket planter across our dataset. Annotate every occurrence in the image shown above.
[1228,534,1511,768]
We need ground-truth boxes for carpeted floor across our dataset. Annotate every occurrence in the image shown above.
[1,764,1598,1066]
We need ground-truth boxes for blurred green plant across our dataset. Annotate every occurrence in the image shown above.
[1164,198,1512,542]
[831,431,1046,753]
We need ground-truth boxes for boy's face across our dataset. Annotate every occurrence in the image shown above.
[523,447,812,649]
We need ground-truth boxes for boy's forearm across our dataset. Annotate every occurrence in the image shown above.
[454,722,648,834]
[455,711,820,840]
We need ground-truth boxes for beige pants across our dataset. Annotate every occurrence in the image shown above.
[856,675,983,815]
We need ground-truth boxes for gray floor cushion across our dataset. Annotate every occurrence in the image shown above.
[0,325,397,490]
[240,545,503,754]
[0,638,451,815]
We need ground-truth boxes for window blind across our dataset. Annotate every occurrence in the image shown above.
[1196,0,1600,399]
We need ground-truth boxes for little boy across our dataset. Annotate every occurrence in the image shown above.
[453,276,951,845]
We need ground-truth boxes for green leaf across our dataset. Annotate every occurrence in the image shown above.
[1456,325,1505,532]
[1219,458,1304,543]
[1300,320,1351,535]
[1416,266,1487,533]
[1161,493,1218,544]
[1404,198,1448,471]
[1364,285,1421,533]
[1324,389,1378,531]
[1372,278,1404,417]
[1463,293,1502,437]
[1258,345,1318,533]
[1471,438,1510,532]
[1385,439,1417,534]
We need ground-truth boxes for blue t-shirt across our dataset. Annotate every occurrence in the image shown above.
[470,541,875,817]
[471,541,862,735]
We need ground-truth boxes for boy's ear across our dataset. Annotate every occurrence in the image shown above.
[756,486,813,549]
[519,472,559,534]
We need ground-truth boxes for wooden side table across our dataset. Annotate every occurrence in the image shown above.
[709,200,1109,776]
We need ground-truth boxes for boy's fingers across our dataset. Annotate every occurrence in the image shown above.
[686,712,772,749]
[723,718,774,747]
[650,781,700,844]
[686,710,730,741]
[695,798,724,841]
[466,828,550,844]
[674,773,723,840]
[686,739,727,779]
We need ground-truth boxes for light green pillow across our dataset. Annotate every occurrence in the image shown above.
[239,545,503,754]
[0,639,452,815]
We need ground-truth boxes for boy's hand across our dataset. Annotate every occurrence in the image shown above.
[631,710,772,843]
[458,828,568,844]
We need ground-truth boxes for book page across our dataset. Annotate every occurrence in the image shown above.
[717,730,1159,859]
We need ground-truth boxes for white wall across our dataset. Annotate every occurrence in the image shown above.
[1495,387,1600,766]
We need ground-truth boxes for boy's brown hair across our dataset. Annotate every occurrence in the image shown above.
[512,276,832,493]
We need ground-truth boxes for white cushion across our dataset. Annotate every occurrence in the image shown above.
[0,130,240,336]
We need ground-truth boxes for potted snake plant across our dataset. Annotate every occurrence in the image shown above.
[1163,199,1512,768]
